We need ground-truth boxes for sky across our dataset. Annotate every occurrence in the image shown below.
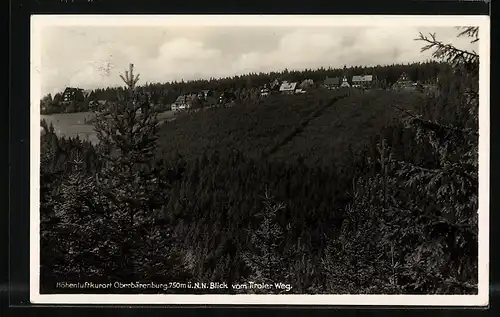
[38,25,479,96]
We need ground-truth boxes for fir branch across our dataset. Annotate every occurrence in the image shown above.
[456,26,479,44]
[386,206,475,232]
[396,159,478,183]
[392,104,479,137]
[415,32,479,66]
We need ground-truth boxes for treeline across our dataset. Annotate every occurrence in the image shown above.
[89,60,447,100]
[40,60,449,115]
[39,29,479,294]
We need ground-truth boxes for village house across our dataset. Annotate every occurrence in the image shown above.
[351,75,374,88]
[260,87,270,97]
[299,79,314,90]
[197,89,213,101]
[270,79,281,91]
[172,94,197,111]
[61,87,85,104]
[89,100,108,113]
[340,76,351,88]
[323,77,340,90]
[392,73,420,92]
[279,81,297,95]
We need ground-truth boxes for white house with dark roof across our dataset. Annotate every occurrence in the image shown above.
[279,81,297,94]
[172,94,197,111]
[351,75,374,88]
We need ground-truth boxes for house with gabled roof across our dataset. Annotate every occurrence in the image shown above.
[61,87,85,104]
[172,94,197,111]
[279,81,297,94]
[299,79,314,89]
[351,75,374,88]
[340,76,351,88]
[270,79,281,91]
[392,72,418,92]
[324,77,340,90]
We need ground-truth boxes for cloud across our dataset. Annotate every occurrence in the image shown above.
[39,26,479,96]
[229,28,408,74]
[144,38,224,81]
[64,42,146,91]
[231,30,344,73]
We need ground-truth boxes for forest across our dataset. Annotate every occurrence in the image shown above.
[39,28,480,295]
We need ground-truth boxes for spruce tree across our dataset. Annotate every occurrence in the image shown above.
[93,63,161,225]
[91,63,184,281]
[243,188,293,293]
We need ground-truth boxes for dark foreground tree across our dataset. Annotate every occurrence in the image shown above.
[242,189,295,293]
[42,64,190,286]
[322,27,479,294]
[90,63,188,282]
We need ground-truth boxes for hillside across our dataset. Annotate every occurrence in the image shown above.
[269,90,424,167]
[156,89,424,167]
[156,90,341,161]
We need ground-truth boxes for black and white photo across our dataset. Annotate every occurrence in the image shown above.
[30,15,490,306]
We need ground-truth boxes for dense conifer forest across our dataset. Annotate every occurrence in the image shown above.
[39,27,480,295]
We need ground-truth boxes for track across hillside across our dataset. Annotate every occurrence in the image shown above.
[260,94,348,159]
[155,91,338,161]
[269,90,423,167]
